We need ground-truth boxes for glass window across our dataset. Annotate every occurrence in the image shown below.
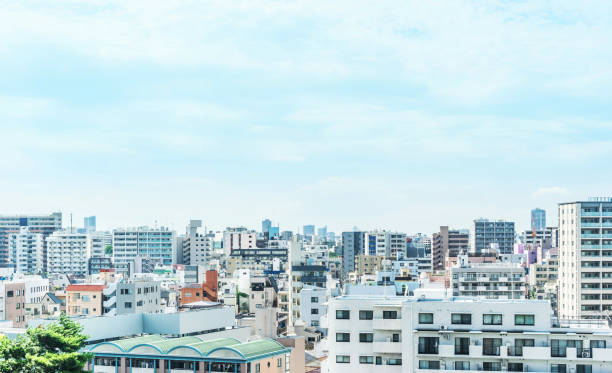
[455,361,470,370]
[277,358,282,367]
[483,314,502,325]
[418,360,440,369]
[336,333,350,342]
[336,310,350,319]
[551,364,566,373]
[387,359,402,366]
[359,310,373,320]
[483,338,502,356]
[454,337,470,355]
[336,355,350,364]
[359,333,373,343]
[515,314,534,325]
[483,362,501,371]
[452,313,472,324]
[383,310,398,319]
[418,337,439,354]
[577,365,592,373]
[419,313,434,324]
[375,356,382,365]
[311,297,318,303]
[359,356,373,364]
[508,363,523,372]
[311,308,319,315]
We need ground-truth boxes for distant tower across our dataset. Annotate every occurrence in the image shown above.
[530,208,546,231]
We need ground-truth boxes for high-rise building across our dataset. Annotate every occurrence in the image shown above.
[83,216,96,233]
[303,225,315,237]
[223,227,256,257]
[341,231,364,275]
[46,230,91,277]
[364,231,407,258]
[317,226,328,239]
[558,198,612,319]
[470,219,515,254]
[262,219,272,235]
[0,212,62,271]
[112,227,176,266]
[531,208,546,231]
[432,226,469,270]
[7,227,44,274]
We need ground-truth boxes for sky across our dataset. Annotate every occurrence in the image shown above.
[1,0,612,234]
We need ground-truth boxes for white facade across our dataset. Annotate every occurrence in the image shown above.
[451,259,527,300]
[112,227,176,266]
[7,227,44,274]
[223,228,256,256]
[183,233,213,266]
[299,286,328,332]
[325,295,612,373]
[364,231,407,258]
[22,276,49,303]
[88,232,109,257]
[46,230,90,277]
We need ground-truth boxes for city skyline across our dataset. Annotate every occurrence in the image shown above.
[2,1,612,233]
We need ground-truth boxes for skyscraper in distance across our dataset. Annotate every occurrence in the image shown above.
[84,216,96,233]
[531,208,546,231]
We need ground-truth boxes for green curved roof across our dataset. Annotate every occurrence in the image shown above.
[146,336,202,353]
[188,338,241,354]
[227,339,286,358]
[111,335,166,351]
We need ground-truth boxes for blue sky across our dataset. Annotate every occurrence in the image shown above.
[2,0,612,234]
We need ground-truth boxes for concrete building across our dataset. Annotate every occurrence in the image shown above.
[529,248,559,311]
[325,295,612,373]
[179,270,218,306]
[65,284,105,317]
[432,226,469,271]
[363,231,407,258]
[7,227,44,274]
[46,230,91,277]
[531,208,547,231]
[342,232,364,275]
[355,255,387,276]
[183,233,214,266]
[558,198,612,319]
[83,216,97,233]
[115,280,162,315]
[299,286,328,332]
[451,257,527,300]
[223,227,256,257]
[470,219,515,254]
[0,212,62,270]
[0,281,26,327]
[113,227,176,266]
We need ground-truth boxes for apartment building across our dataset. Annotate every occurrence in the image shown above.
[179,270,218,306]
[66,284,104,317]
[558,198,612,319]
[523,227,555,250]
[529,248,559,303]
[7,226,44,274]
[113,227,176,266]
[432,226,469,270]
[115,280,162,315]
[0,281,26,327]
[46,230,90,277]
[364,231,407,258]
[451,258,527,300]
[299,286,327,332]
[326,295,612,373]
[223,227,256,257]
[342,231,365,275]
[0,212,62,270]
[470,219,515,254]
[355,255,387,276]
[183,233,214,266]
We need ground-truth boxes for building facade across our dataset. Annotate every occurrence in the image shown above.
[46,230,91,277]
[7,227,44,274]
[342,232,365,275]
[65,284,105,317]
[432,226,469,271]
[470,219,515,254]
[113,227,176,266]
[531,208,547,231]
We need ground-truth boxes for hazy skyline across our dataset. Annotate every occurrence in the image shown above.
[2,1,612,234]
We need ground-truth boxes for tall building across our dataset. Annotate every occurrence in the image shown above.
[451,258,527,300]
[342,231,364,275]
[303,225,315,237]
[432,226,469,270]
[0,212,62,271]
[470,219,515,254]
[262,219,272,235]
[83,216,96,233]
[558,198,612,319]
[7,227,44,274]
[112,227,177,266]
[223,227,256,257]
[46,230,91,277]
[317,226,328,239]
[531,208,546,231]
[364,231,407,258]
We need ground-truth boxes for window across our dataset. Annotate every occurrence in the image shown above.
[7,291,13,297]
[359,356,373,364]
[419,313,434,324]
[454,337,470,355]
[514,314,534,325]
[124,302,132,308]
[577,365,592,373]
[551,364,566,373]
[508,363,523,372]
[255,363,260,373]
[483,362,501,371]
[419,360,440,369]
[514,339,534,356]
[383,310,398,319]
[311,308,319,315]
[311,297,318,303]
[336,310,350,319]
[375,356,382,365]
[483,338,502,356]
[277,358,282,367]
[483,314,502,325]
[82,295,90,302]
[418,337,439,354]
[359,333,373,343]
[336,355,350,364]
[455,361,470,370]
[452,313,472,325]
[336,333,350,342]
[359,310,373,320]
[387,359,402,366]
[392,333,400,342]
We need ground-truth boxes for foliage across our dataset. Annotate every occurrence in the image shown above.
[104,245,113,255]
[235,285,249,314]
[0,314,91,373]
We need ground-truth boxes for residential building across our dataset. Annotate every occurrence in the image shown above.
[7,226,44,274]
[113,227,176,266]
[432,226,469,270]
[531,208,546,231]
[342,232,364,275]
[355,255,388,276]
[39,292,64,317]
[451,257,528,300]
[523,227,555,250]
[65,284,105,317]
[470,219,515,254]
[46,230,91,277]
[88,256,113,275]
[0,281,26,327]
[558,198,612,319]
[529,248,559,312]
[223,227,256,257]
[183,232,214,266]
[299,286,327,332]
[179,270,218,306]
[0,212,62,270]
[326,295,612,373]
[115,279,162,315]
[364,231,407,258]
[226,248,287,275]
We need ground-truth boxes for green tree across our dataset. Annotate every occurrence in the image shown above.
[0,314,91,373]
[104,245,113,255]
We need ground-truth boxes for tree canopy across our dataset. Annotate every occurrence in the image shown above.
[0,314,91,373]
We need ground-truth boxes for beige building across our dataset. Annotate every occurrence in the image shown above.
[355,255,387,276]
[0,282,26,327]
[66,284,104,317]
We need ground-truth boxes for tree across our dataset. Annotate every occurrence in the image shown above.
[104,245,113,255]
[0,314,91,373]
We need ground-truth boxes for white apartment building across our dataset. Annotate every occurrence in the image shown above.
[364,231,407,258]
[112,227,176,266]
[558,198,612,319]
[22,275,49,303]
[325,295,612,373]
[7,227,44,274]
[451,257,527,300]
[183,233,214,266]
[88,231,109,257]
[46,230,90,277]
[299,286,328,332]
[223,227,256,257]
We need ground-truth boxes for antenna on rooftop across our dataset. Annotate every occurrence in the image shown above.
[70,213,73,233]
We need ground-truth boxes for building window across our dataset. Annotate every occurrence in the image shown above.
[451,313,472,325]
[359,356,373,364]
[311,297,318,303]
[255,363,260,373]
[375,356,382,365]
[514,314,534,326]
[383,310,398,319]
[359,333,373,343]
[418,337,439,354]
[336,355,350,364]
[392,333,400,342]
[551,364,566,373]
[359,310,373,320]
[311,308,319,315]
[483,314,502,325]
[454,361,470,370]
[483,338,502,356]
[419,313,434,324]
[387,359,402,366]
[336,333,350,342]
[508,363,523,372]
[124,302,132,308]
[277,358,282,367]
[483,362,501,371]
[454,337,469,355]
[577,365,592,373]
[336,310,350,319]
[418,360,440,370]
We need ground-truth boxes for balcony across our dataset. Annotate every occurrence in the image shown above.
[582,223,601,228]
[522,346,551,359]
[373,318,402,330]
[582,211,601,217]
[577,347,592,358]
[582,234,602,239]
[93,366,116,373]
[103,297,116,308]
[373,341,402,353]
